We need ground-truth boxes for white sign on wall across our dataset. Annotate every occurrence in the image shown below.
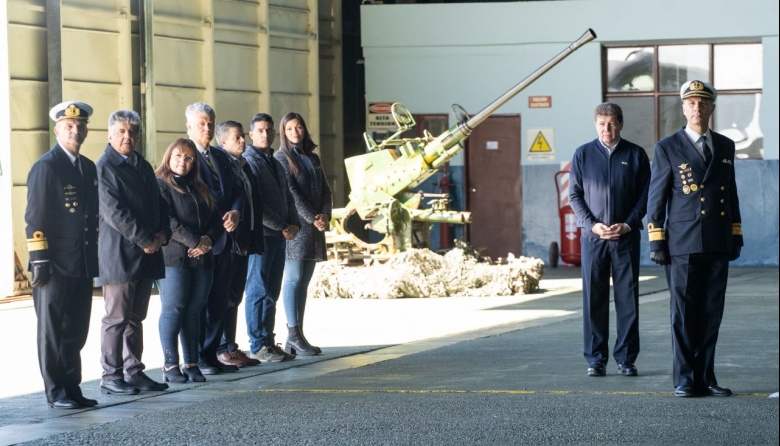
[366,102,398,131]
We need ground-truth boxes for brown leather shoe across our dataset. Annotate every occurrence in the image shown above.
[217,351,246,368]
[233,349,260,366]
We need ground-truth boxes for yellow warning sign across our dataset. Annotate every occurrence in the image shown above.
[530,131,552,152]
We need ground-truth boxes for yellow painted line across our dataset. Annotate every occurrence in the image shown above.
[249,388,772,397]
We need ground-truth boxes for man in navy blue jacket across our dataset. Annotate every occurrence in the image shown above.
[647,81,743,398]
[185,102,245,374]
[569,103,650,378]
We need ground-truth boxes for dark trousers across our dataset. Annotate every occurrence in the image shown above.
[200,250,240,364]
[581,233,641,366]
[666,253,729,389]
[218,254,249,355]
[33,274,93,403]
[100,279,154,381]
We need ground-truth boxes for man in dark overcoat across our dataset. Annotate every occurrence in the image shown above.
[25,101,99,409]
[96,109,171,395]
[647,80,743,398]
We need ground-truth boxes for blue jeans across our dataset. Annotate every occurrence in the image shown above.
[157,266,212,366]
[281,259,317,328]
[245,236,286,353]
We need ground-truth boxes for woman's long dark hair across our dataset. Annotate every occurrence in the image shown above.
[278,112,319,177]
[155,138,215,210]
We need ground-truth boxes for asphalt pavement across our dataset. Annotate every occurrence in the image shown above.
[0,266,777,445]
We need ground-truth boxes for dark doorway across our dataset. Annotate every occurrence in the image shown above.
[466,114,522,259]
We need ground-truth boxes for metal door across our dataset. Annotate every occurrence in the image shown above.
[466,114,522,259]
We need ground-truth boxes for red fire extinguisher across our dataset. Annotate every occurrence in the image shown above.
[550,167,581,267]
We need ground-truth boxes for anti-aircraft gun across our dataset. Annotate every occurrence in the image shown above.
[328,29,597,262]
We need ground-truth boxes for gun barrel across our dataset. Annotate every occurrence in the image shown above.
[464,28,597,132]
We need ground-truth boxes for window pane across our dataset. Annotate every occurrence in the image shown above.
[607,47,654,92]
[658,45,709,92]
[714,93,763,160]
[714,44,762,90]
[609,96,655,156]
[659,96,686,140]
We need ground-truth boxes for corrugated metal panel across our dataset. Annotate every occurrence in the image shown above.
[3,0,345,292]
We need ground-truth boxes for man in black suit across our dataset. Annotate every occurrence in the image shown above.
[96,109,171,395]
[25,101,99,409]
[647,80,743,398]
[184,102,245,374]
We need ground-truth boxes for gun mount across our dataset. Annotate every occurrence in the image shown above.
[328,29,597,262]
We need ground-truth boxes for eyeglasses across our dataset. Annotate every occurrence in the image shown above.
[173,154,195,163]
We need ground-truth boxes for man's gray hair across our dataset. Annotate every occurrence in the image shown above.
[185,102,216,122]
[215,120,243,145]
[108,109,141,130]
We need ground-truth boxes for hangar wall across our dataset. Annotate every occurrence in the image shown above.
[0,0,343,297]
[361,0,779,266]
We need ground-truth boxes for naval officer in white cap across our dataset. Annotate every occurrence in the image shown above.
[647,80,743,398]
[25,100,101,409]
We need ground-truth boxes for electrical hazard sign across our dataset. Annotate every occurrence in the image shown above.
[527,128,554,161]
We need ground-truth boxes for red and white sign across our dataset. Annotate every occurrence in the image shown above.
[367,101,398,130]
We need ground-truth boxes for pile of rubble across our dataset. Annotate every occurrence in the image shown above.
[309,245,544,299]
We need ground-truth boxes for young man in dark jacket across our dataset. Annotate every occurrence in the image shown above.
[243,113,300,363]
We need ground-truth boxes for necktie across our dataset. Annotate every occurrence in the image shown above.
[74,157,83,176]
[700,135,712,164]
[204,150,220,186]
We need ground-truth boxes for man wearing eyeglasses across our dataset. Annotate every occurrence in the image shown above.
[647,80,743,398]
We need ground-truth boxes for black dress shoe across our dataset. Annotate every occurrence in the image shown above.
[71,395,98,407]
[49,398,79,409]
[674,385,696,397]
[703,385,732,397]
[100,378,140,395]
[587,362,606,377]
[215,362,239,373]
[198,361,220,375]
[126,372,169,391]
[617,362,638,376]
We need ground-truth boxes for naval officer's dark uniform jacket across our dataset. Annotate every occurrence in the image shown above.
[647,127,743,390]
[25,144,99,404]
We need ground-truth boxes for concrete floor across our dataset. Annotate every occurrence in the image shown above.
[0,266,777,445]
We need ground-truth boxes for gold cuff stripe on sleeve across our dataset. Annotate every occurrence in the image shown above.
[27,231,48,252]
[648,232,666,242]
[732,223,742,236]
